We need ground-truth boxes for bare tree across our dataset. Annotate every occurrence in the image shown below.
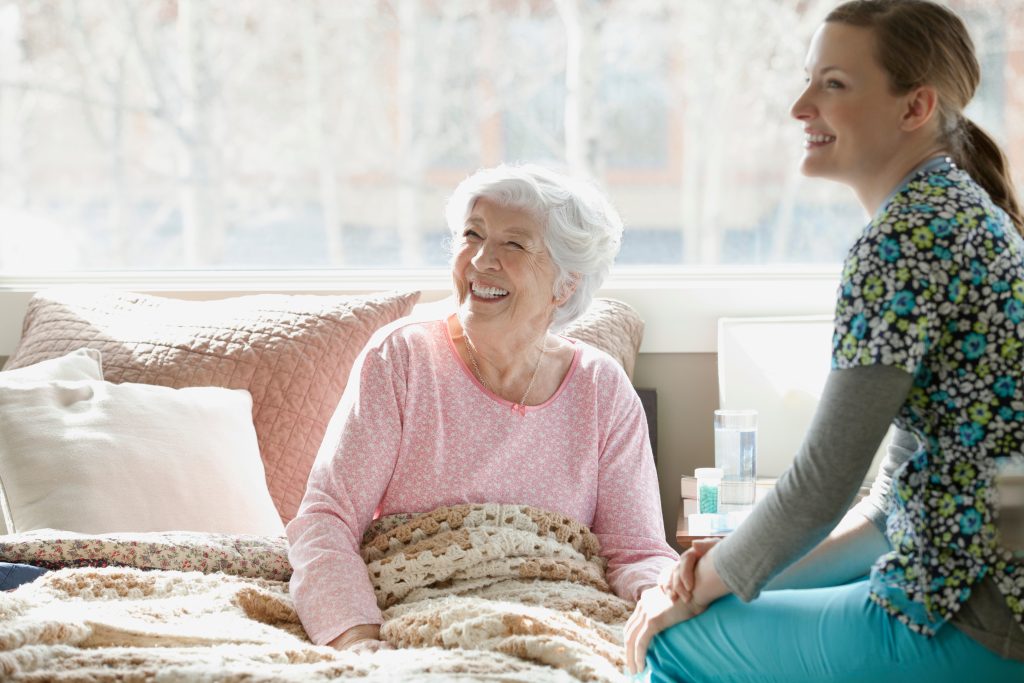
[670,0,835,263]
[0,3,23,213]
[52,0,135,263]
[394,0,427,267]
[556,0,605,179]
[300,0,343,265]
[176,0,223,267]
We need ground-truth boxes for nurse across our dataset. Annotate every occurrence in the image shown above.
[626,2,1024,681]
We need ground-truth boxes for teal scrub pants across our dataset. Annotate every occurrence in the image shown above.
[641,578,1024,683]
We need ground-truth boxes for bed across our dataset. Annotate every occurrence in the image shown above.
[0,288,651,682]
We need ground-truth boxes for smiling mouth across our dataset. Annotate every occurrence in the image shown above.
[470,282,509,300]
[805,133,836,148]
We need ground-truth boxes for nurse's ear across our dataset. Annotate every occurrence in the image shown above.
[900,85,940,132]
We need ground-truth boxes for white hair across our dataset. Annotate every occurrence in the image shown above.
[444,164,624,331]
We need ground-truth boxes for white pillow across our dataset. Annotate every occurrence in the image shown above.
[0,349,106,535]
[0,380,285,536]
[0,347,103,383]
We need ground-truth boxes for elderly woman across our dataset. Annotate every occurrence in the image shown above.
[286,164,678,650]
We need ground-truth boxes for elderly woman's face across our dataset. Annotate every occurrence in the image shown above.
[454,197,562,334]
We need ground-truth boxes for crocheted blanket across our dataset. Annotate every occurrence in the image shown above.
[0,504,635,681]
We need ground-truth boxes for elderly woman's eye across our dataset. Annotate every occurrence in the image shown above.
[463,229,481,240]
[507,241,523,250]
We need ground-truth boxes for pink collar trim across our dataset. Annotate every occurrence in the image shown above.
[442,314,580,415]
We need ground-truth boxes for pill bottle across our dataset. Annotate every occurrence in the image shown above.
[695,467,723,514]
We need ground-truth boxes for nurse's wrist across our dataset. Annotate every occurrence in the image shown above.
[692,547,731,607]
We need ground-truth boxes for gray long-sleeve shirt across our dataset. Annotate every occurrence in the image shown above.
[713,363,1024,661]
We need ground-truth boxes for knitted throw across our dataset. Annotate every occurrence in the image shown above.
[0,504,635,681]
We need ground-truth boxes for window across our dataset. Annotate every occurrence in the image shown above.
[0,0,1020,272]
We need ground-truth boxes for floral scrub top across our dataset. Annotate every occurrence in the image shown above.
[833,156,1024,635]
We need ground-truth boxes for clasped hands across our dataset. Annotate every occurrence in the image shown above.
[624,537,721,675]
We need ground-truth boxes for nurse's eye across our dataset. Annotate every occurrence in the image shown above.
[826,79,845,89]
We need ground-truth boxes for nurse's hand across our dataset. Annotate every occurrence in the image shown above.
[661,537,721,602]
[623,584,708,675]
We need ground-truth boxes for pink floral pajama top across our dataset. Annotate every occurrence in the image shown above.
[286,317,677,645]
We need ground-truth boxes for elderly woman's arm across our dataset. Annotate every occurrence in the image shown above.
[591,370,679,601]
[286,347,406,647]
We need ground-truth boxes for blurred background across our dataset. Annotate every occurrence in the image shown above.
[0,0,1021,272]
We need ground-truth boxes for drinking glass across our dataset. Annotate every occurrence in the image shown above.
[714,409,757,509]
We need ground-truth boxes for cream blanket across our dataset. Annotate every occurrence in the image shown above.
[0,504,635,681]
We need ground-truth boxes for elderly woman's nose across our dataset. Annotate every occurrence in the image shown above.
[471,243,499,269]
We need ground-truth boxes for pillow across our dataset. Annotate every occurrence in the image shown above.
[0,349,106,535]
[0,380,285,536]
[563,298,645,381]
[3,288,420,523]
[0,347,103,383]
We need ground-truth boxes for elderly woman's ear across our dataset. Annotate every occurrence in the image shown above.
[555,274,580,306]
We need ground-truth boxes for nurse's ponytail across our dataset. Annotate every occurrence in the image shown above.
[956,117,1024,234]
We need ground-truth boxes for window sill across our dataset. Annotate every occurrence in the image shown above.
[0,266,841,355]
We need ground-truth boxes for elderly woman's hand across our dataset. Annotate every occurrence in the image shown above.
[328,624,394,652]
[626,540,731,674]
[624,584,708,675]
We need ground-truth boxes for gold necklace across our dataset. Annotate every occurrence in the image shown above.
[464,333,545,415]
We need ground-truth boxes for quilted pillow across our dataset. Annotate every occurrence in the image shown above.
[563,298,645,381]
[3,288,420,523]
